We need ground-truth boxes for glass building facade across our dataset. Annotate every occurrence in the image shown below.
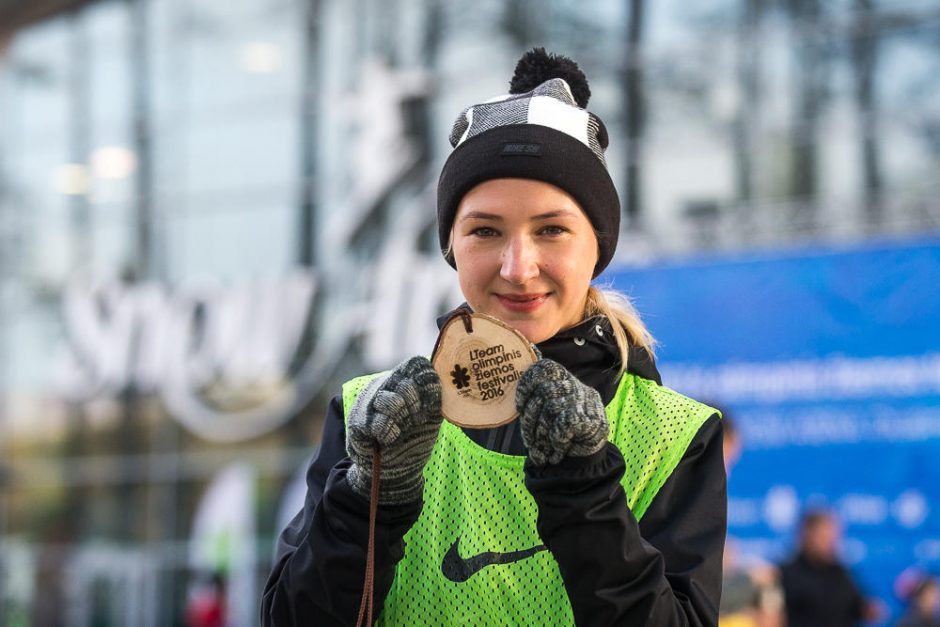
[1,0,938,623]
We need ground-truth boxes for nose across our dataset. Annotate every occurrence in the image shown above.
[500,235,539,284]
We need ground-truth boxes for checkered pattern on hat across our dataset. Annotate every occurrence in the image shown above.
[447,78,609,168]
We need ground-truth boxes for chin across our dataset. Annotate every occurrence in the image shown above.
[473,305,557,343]
[508,321,553,344]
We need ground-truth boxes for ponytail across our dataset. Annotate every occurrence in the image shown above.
[584,286,656,374]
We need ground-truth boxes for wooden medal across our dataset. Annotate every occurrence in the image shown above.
[431,311,538,429]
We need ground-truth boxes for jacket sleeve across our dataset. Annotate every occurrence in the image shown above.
[524,413,726,626]
[261,395,423,626]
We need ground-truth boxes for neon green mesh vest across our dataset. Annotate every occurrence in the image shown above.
[342,370,716,626]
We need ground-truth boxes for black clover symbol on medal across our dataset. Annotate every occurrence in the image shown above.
[450,364,471,390]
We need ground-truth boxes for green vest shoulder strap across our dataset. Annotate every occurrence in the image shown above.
[606,374,718,519]
[342,372,386,417]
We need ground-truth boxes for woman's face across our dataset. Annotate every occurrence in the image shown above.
[452,178,599,343]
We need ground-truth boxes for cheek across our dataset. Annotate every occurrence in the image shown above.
[456,268,475,300]
[455,240,499,275]
[556,240,598,285]
[455,252,489,301]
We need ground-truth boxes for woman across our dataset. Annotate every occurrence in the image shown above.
[262,48,726,626]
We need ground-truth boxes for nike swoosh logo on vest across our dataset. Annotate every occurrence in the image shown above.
[441,537,548,583]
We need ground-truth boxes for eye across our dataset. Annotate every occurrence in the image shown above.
[539,225,567,236]
[470,226,499,237]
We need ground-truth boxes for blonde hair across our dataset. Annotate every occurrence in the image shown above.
[584,286,656,374]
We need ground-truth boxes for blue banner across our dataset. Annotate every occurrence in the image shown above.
[606,237,940,622]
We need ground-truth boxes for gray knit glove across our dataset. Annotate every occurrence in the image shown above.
[346,356,443,505]
[515,359,609,466]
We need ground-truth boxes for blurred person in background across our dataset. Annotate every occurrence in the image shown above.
[185,571,228,627]
[895,571,940,627]
[262,48,727,625]
[722,410,743,475]
[780,509,883,627]
[719,414,784,627]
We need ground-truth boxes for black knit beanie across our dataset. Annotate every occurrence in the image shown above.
[437,48,620,277]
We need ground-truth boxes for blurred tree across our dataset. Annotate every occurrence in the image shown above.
[131,0,153,281]
[298,0,322,268]
[851,0,883,230]
[734,0,766,212]
[624,0,646,229]
[423,0,442,75]
[784,0,831,228]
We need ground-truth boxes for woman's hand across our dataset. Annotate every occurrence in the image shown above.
[515,359,609,466]
[346,356,443,505]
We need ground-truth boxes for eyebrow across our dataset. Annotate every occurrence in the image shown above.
[459,209,578,222]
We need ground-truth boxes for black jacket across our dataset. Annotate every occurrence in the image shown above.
[262,315,727,625]
[780,553,868,627]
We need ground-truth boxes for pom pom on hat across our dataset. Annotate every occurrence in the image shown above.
[509,47,591,108]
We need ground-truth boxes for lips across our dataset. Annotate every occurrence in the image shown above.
[495,293,549,313]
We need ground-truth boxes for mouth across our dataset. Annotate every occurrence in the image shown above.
[495,292,549,313]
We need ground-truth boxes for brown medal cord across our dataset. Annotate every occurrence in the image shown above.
[430,309,474,362]
[356,446,381,626]
[357,308,480,624]
[457,309,474,334]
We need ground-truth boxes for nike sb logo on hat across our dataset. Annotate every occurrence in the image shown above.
[501,142,543,156]
[441,537,547,583]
